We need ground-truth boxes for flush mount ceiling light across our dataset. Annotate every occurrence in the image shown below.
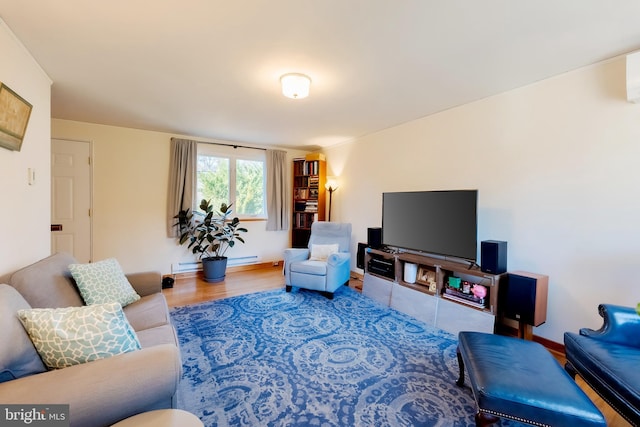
[280,73,311,99]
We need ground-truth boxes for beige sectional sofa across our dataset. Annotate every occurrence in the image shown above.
[0,252,182,427]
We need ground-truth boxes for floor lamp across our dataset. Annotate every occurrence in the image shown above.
[325,179,338,221]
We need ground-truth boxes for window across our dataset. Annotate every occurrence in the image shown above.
[196,144,266,219]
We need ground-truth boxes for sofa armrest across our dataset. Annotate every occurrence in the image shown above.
[580,304,640,347]
[0,344,181,427]
[126,271,162,297]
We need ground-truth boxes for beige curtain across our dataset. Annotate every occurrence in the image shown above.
[265,149,289,231]
[166,138,197,237]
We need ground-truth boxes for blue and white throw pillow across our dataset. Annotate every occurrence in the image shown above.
[17,302,141,369]
[69,258,140,307]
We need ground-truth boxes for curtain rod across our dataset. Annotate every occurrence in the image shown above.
[172,137,268,151]
[203,141,267,151]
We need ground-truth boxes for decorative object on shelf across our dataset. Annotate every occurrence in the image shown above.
[280,73,311,99]
[403,263,418,284]
[325,178,338,221]
[462,281,471,294]
[174,199,247,283]
[0,82,32,152]
[429,282,437,293]
[471,284,487,299]
[417,267,437,291]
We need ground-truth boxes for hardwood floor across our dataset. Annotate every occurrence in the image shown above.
[163,263,287,308]
[162,266,630,426]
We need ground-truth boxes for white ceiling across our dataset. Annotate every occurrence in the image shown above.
[2,1,640,150]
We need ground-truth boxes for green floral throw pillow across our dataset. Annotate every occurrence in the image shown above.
[17,302,141,369]
[69,258,140,307]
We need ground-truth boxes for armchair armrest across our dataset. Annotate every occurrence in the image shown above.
[327,252,350,268]
[126,271,162,297]
[283,248,310,264]
[283,249,310,286]
[326,252,352,293]
[580,304,640,347]
[0,344,181,427]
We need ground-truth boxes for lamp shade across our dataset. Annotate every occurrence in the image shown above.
[280,73,311,99]
[325,179,338,192]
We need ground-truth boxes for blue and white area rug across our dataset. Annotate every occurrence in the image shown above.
[171,286,522,426]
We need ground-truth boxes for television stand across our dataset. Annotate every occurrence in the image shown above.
[466,261,480,270]
[362,248,505,335]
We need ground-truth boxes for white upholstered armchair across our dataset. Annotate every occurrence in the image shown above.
[284,222,352,299]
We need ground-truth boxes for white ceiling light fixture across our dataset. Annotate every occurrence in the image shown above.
[280,73,311,99]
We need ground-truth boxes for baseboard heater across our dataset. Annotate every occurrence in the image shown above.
[171,256,260,274]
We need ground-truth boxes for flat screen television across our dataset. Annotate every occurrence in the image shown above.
[382,190,478,261]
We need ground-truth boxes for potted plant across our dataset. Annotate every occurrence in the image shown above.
[174,199,248,283]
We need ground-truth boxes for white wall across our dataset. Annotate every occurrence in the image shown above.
[324,56,640,344]
[51,119,309,275]
[0,19,52,274]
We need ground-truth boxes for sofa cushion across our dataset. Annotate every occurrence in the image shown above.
[9,252,84,308]
[0,285,46,382]
[69,258,141,307]
[17,302,141,369]
[290,260,328,275]
[123,293,171,332]
[565,332,640,413]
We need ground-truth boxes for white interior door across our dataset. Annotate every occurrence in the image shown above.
[51,139,92,263]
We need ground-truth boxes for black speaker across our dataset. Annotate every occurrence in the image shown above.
[368,227,382,249]
[481,240,507,274]
[500,271,549,326]
[357,242,367,269]
[162,276,174,289]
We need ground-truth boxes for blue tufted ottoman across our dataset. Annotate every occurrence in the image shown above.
[456,331,606,427]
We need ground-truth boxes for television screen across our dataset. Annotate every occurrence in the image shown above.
[382,190,478,261]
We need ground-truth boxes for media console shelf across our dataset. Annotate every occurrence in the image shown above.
[363,248,505,335]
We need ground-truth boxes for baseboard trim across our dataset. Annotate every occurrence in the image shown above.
[168,260,283,279]
[496,324,565,355]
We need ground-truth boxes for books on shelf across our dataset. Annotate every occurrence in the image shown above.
[294,188,320,201]
[443,287,486,309]
[292,156,325,248]
[294,212,318,228]
[294,160,321,177]
[294,201,318,213]
[295,188,309,199]
[304,201,318,212]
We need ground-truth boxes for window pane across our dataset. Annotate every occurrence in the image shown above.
[236,159,265,216]
[197,155,229,210]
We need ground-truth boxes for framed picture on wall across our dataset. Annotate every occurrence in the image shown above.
[0,83,33,152]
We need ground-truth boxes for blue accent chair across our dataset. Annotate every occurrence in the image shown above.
[564,304,640,425]
[284,222,352,299]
